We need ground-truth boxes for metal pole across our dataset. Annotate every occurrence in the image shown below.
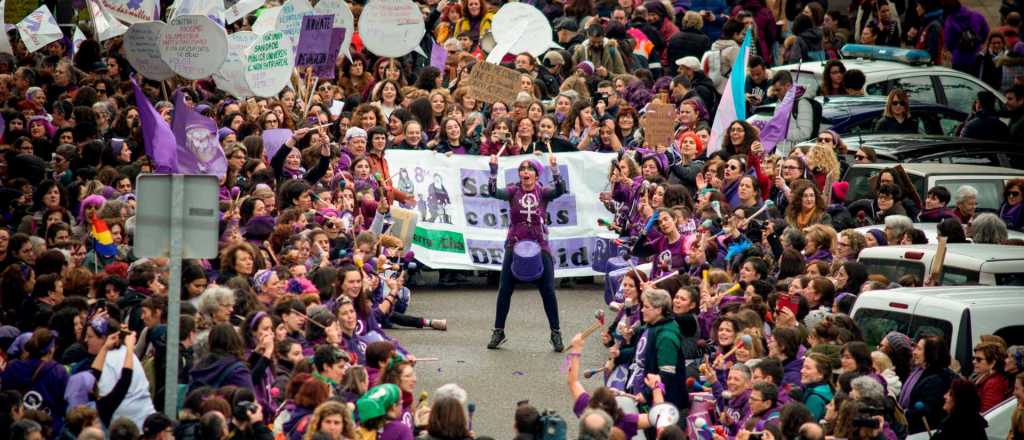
[163,174,184,418]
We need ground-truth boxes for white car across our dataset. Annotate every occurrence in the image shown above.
[773,45,1006,112]
[906,396,1016,440]
[857,244,1024,286]
[852,223,1024,244]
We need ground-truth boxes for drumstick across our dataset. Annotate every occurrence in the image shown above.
[626,259,644,280]
[742,200,775,227]
[580,310,606,339]
[496,142,508,157]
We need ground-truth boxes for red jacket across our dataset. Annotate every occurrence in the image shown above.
[976,373,1009,412]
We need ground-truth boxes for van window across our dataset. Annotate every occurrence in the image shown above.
[855,308,953,349]
[939,267,980,285]
[995,326,1024,348]
[933,179,1005,212]
[860,258,926,283]
[994,273,1024,286]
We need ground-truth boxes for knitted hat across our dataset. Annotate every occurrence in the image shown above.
[575,61,595,77]
[242,215,276,242]
[867,229,888,246]
[884,331,913,354]
[831,181,849,203]
[218,127,236,142]
[345,126,368,141]
[357,384,401,422]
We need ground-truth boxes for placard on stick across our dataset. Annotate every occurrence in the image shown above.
[295,14,335,69]
[642,103,676,148]
[464,62,520,105]
[159,14,228,80]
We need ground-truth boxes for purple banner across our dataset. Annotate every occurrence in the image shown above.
[296,14,335,69]
[315,28,346,79]
[262,128,293,160]
[465,236,597,269]
[430,40,447,73]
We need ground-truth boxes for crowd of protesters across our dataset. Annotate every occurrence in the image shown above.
[1,0,1024,438]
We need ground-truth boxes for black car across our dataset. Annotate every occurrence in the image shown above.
[796,134,1023,169]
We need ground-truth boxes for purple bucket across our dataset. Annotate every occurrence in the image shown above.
[511,240,543,282]
[591,233,621,274]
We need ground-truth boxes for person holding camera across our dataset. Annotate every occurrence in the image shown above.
[230,400,273,440]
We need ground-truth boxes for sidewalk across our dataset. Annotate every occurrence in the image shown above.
[963,0,1001,28]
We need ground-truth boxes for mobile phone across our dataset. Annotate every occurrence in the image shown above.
[776,293,799,315]
[716,282,733,294]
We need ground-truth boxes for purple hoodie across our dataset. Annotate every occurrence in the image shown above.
[782,345,807,388]
[710,381,751,435]
[0,359,69,431]
[943,5,989,69]
[187,355,254,391]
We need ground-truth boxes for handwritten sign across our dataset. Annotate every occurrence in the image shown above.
[313,0,354,60]
[358,0,426,58]
[251,6,280,34]
[315,28,346,79]
[641,103,676,148]
[464,62,521,105]
[125,21,176,81]
[214,31,258,98]
[244,31,294,97]
[159,14,228,80]
[275,0,313,49]
[295,14,335,69]
[100,0,157,23]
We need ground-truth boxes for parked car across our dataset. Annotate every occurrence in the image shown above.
[853,223,1024,244]
[851,286,1024,378]
[775,44,1006,112]
[748,96,966,138]
[803,134,1024,169]
[843,163,1024,212]
[908,396,1016,440]
[857,244,1024,286]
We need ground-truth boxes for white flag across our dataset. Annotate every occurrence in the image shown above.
[225,0,264,24]
[15,5,62,53]
[171,0,226,27]
[73,26,87,53]
[88,0,128,42]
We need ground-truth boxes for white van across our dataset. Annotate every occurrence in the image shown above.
[851,286,1024,378]
[857,244,1024,286]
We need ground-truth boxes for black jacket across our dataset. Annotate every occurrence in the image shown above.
[666,29,711,75]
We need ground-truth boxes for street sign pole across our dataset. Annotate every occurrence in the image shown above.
[163,174,184,417]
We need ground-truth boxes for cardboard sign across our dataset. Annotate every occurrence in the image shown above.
[244,30,294,97]
[930,236,947,285]
[16,5,62,53]
[641,103,676,148]
[295,14,335,69]
[125,21,176,81]
[100,0,158,23]
[313,0,354,60]
[159,14,228,80]
[464,62,520,105]
[389,206,419,253]
[275,0,313,49]
[214,31,258,98]
[358,0,426,58]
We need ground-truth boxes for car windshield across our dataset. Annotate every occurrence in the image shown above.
[855,308,953,350]
[859,258,926,284]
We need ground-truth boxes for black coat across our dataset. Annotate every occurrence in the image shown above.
[904,367,956,434]
[932,411,988,440]
[873,116,919,134]
[666,29,711,75]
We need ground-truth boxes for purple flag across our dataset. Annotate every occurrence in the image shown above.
[131,78,178,173]
[430,40,447,74]
[760,84,799,155]
[262,128,294,161]
[171,91,228,176]
[314,28,346,79]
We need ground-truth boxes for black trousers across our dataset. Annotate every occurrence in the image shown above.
[493,250,560,330]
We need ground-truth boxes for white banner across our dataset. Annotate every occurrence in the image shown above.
[385,150,616,277]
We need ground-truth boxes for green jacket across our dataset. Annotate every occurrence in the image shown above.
[644,317,681,374]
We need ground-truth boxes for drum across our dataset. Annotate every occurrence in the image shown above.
[649,404,681,429]
[603,257,633,305]
[511,240,543,282]
[591,232,620,274]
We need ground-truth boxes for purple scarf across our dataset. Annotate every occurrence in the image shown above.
[898,366,924,409]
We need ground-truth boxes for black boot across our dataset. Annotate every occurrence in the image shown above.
[550,330,564,352]
[487,329,507,349]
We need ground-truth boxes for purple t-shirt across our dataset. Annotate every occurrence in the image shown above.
[380,420,413,440]
[573,393,640,439]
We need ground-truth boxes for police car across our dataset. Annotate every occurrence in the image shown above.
[775,45,1007,112]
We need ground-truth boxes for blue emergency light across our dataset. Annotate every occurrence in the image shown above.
[840,44,932,65]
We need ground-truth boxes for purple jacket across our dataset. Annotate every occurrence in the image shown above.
[943,5,989,68]
[187,355,254,391]
[782,345,806,389]
[0,359,69,431]
[711,381,750,435]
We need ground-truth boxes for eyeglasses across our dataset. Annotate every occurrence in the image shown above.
[892,101,907,107]
[96,88,107,94]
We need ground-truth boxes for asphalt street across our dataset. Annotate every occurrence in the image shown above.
[391,277,612,439]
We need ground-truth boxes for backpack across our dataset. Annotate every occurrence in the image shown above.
[957,18,980,52]
[539,410,567,440]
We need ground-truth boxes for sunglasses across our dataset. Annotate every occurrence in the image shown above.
[892,101,906,107]
[817,137,834,143]
[1009,191,1022,197]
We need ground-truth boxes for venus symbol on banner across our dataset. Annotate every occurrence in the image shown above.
[159,14,228,80]
[125,21,175,81]
[214,31,258,98]
[313,0,354,60]
[244,31,295,97]
[358,0,426,58]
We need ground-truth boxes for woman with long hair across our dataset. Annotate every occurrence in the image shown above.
[932,379,988,439]
[800,352,835,422]
[900,335,957,434]
[873,89,917,133]
[785,179,831,229]
[819,60,847,96]
[305,401,357,440]
[433,117,477,155]
[188,324,255,391]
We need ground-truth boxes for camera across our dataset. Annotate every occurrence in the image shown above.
[596,92,609,106]
[233,401,259,421]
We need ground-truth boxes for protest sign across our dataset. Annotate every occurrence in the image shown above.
[261,128,293,160]
[313,0,354,60]
[244,30,294,97]
[87,0,128,42]
[464,62,520,105]
[251,6,280,34]
[314,28,345,79]
[16,5,61,53]
[72,26,86,54]
[214,31,258,98]
[100,0,157,23]
[275,0,313,49]
[295,14,335,70]
[4,0,39,24]
[389,206,419,253]
[485,3,554,63]
[385,150,615,277]
[171,0,225,27]
[358,0,425,58]
[430,40,447,72]
[159,14,228,80]
[225,0,262,24]
[641,103,676,148]
[125,21,176,81]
